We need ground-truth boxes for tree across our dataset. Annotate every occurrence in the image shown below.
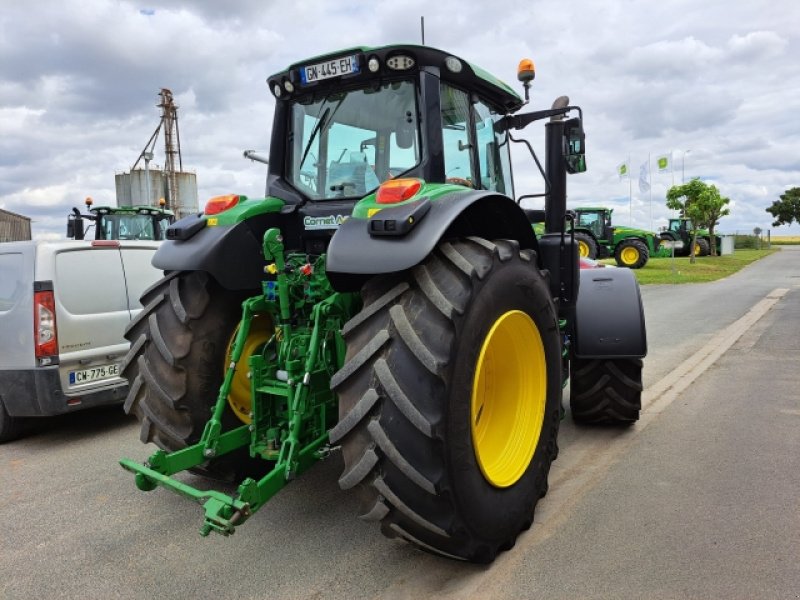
[766,187,800,228]
[666,178,730,260]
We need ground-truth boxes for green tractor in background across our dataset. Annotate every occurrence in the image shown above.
[119,45,647,563]
[658,217,719,257]
[570,206,663,268]
[67,197,174,241]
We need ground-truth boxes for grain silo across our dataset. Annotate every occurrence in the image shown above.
[119,88,199,220]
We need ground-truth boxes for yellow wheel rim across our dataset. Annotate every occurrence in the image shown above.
[471,310,546,488]
[578,240,590,257]
[225,314,273,424]
[620,246,639,265]
[694,243,701,255]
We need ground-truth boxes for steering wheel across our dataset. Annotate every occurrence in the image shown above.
[446,177,473,188]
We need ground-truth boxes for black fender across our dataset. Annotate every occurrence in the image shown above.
[572,267,647,359]
[153,213,277,290]
[326,190,539,291]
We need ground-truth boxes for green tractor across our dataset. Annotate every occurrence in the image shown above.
[570,206,663,268]
[119,45,647,563]
[67,197,174,241]
[658,217,718,257]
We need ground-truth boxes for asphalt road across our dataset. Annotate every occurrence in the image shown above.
[1,247,798,599]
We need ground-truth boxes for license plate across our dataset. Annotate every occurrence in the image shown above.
[300,55,359,84]
[69,363,120,386]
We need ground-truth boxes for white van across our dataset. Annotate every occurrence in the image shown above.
[0,239,162,441]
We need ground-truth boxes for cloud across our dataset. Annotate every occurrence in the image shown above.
[0,0,798,238]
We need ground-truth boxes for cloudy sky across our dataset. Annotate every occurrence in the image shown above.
[1,0,798,239]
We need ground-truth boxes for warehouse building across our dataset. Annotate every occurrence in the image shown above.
[0,208,32,242]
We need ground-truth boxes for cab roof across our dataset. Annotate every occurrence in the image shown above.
[268,44,524,113]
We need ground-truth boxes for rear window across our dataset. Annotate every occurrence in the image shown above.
[55,249,128,315]
[0,253,23,312]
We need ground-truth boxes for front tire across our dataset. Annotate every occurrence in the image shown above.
[122,270,266,480]
[574,232,598,259]
[615,239,649,269]
[331,238,562,562]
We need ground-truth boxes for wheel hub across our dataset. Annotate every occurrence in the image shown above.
[471,310,546,488]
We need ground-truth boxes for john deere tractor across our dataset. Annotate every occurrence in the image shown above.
[67,197,174,241]
[659,217,719,257]
[571,207,663,268]
[119,45,647,563]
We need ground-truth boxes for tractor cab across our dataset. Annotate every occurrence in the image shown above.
[265,46,527,208]
[575,207,614,241]
[68,197,175,241]
[668,218,693,232]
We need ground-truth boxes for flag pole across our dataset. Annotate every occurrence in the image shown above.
[648,152,653,231]
[628,154,632,225]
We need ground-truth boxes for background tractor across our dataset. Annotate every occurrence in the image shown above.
[119,45,647,563]
[658,217,719,257]
[67,197,174,241]
[570,206,663,268]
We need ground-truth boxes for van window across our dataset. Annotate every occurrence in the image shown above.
[55,249,128,315]
[0,253,23,312]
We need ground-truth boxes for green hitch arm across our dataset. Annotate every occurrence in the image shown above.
[199,295,268,458]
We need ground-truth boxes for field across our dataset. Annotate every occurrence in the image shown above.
[771,236,800,245]
[601,248,778,284]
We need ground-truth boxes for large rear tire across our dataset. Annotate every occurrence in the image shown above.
[331,238,562,563]
[569,358,643,425]
[695,238,710,257]
[122,270,267,480]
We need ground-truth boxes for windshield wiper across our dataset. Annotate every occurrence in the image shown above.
[299,106,330,172]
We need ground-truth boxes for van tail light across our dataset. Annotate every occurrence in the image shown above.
[34,289,59,364]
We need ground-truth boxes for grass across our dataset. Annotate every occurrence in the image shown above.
[601,249,779,284]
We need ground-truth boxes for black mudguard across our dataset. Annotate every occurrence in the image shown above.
[572,267,647,359]
[326,190,538,291]
[153,214,270,290]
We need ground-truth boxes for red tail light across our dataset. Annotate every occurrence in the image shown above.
[204,194,241,215]
[376,179,422,204]
[34,290,59,363]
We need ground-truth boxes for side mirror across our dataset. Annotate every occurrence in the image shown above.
[67,210,85,240]
[564,117,586,174]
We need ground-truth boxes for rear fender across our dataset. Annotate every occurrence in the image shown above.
[153,213,282,290]
[572,267,647,359]
[326,191,539,291]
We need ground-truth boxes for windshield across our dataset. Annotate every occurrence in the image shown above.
[288,80,420,200]
[100,214,158,240]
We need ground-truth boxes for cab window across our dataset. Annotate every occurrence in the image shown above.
[473,100,513,195]
[440,83,513,195]
[440,84,473,185]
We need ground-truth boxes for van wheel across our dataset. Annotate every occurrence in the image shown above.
[0,400,24,443]
[121,271,267,481]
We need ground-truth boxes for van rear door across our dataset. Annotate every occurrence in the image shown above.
[119,241,162,318]
[54,243,130,395]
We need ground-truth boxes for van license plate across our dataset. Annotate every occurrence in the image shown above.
[300,55,359,84]
[69,364,120,386]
